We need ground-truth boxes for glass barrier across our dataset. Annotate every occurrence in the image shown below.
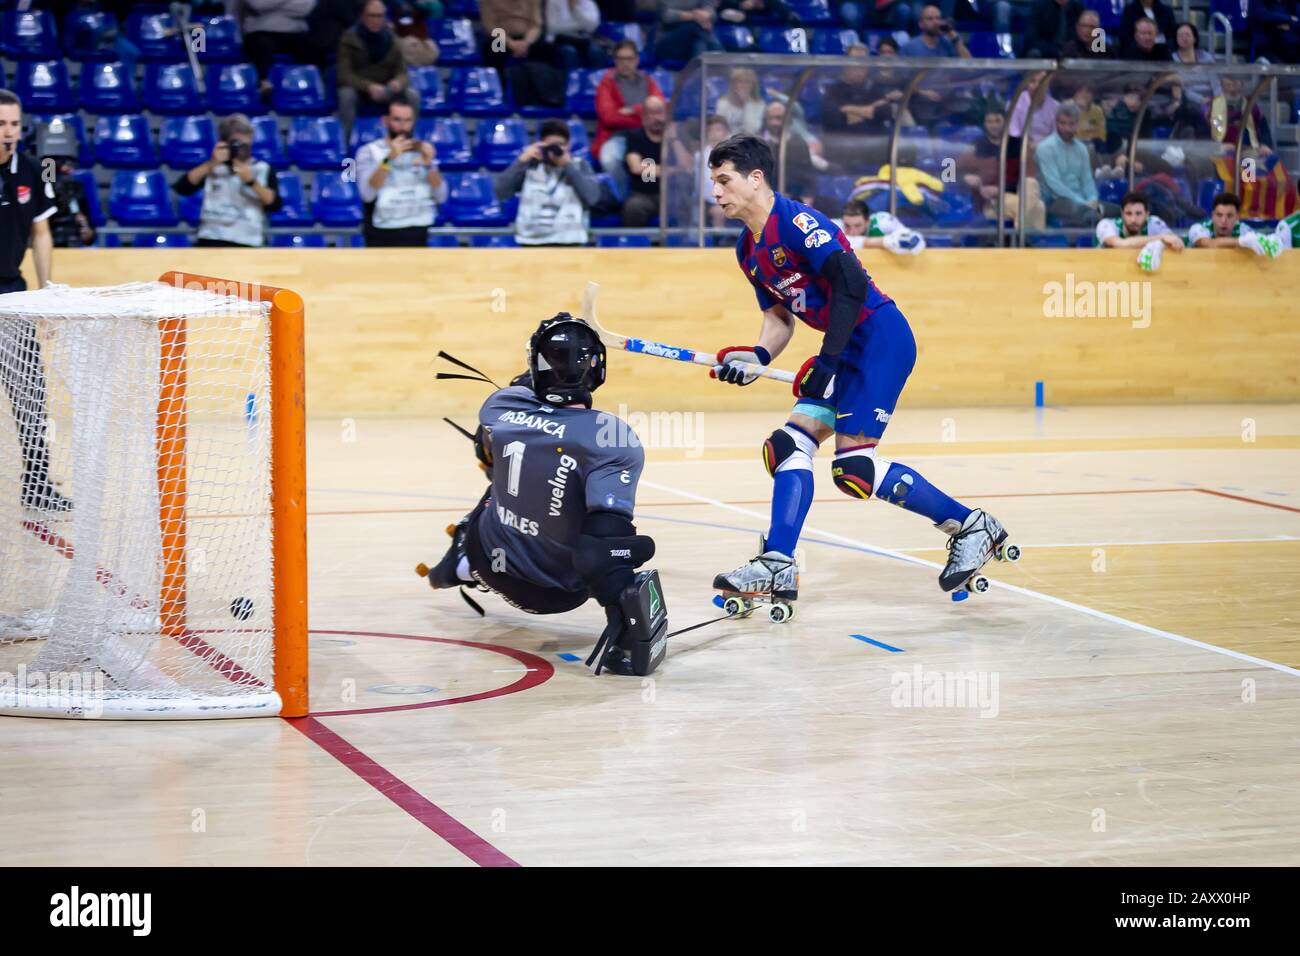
[661,53,1300,248]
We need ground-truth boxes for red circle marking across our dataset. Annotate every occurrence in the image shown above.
[308,629,554,717]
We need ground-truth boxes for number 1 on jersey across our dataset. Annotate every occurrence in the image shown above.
[502,440,525,496]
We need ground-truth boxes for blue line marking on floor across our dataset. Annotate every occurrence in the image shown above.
[851,634,904,653]
[556,653,580,662]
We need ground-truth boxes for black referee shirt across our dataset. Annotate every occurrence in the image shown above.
[0,150,57,282]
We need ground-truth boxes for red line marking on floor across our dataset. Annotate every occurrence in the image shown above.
[286,715,520,867]
[1196,488,1300,515]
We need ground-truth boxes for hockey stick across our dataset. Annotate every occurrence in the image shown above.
[579,282,796,385]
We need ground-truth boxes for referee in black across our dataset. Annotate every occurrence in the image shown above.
[0,88,68,512]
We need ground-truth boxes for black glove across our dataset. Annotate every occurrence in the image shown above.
[794,353,837,400]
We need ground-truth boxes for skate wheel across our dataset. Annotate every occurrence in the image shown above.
[768,603,794,624]
[996,542,1021,563]
[722,597,748,617]
[967,575,990,594]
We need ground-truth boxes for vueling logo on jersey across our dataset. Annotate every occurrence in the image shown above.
[497,411,566,437]
[547,454,576,517]
[771,246,787,267]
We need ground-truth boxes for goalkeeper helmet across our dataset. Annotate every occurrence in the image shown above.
[527,313,606,407]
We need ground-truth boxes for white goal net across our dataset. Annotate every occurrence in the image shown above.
[0,281,282,718]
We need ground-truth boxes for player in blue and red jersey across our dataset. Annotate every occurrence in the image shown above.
[706,135,1013,603]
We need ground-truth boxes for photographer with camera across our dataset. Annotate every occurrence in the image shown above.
[357,98,446,247]
[172,114,282,248]
[493,118,600,246]
[900,5,971,58]
[37,117,95,249]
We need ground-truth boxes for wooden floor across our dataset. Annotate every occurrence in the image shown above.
[3,403,1299,866]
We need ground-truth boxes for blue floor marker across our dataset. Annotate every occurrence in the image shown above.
[1034,381,1044,407]
[851,634,904,653]
[556,653,581,662]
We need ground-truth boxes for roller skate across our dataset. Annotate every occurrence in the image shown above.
[937,509,1020,601]
[416,518,476,589]
[712,535,799,623]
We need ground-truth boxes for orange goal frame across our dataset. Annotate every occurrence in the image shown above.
[157,272,308,717]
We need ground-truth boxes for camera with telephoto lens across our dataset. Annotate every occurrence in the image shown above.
[220,140,252,165]
[541,142,566,163]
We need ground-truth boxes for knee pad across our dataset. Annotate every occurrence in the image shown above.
[763,424,818,478]
[832,448,879,499]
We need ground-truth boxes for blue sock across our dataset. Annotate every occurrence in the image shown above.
[876,461,971,527]
[767,467,814,556]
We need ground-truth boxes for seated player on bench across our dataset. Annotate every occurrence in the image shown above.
[423,313,668,676]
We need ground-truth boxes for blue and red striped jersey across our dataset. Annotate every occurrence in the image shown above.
[735,193,893,334]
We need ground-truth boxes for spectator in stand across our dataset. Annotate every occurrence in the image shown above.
[622,95,668,226]
[957,104,1046,229]
[1123,16,1168,60]
[1095,191,1183,272]
[356,98,446,247]
[234,0,316,95]
[714,68,766,138]
[1104,82,1143,152]
[495,118,600,245]
[1250,0,1300,64]
[877,36,901,56]
[308,0,365,66]
[1118,0,1176,58]
[821,45,896,172]
[1023,0,1082,59]
[836,199,926,254]
[839,1,913,33]
[480,0,567,108]
[338,1,421,145]
[595,41,666,198]
[173,114,282,247]
[1034,102,1118,227]
[1061,8,1113,57]
[1009,71,1059,148]
[546,0,604,72]
[1170,23,1220,104]
[392,2,443,67]
[1071,82,1106,151]
[718,0,800,25]
[1211,75,1275,156]
[901,6,972,58]
[655,0,723,64]
[759,99,815,204]
[597,0,637,23]
[1188,192,1283,256]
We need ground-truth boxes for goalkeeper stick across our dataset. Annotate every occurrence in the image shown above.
[579,282,795,385]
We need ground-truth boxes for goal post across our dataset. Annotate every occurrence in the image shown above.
[0,272,308,719]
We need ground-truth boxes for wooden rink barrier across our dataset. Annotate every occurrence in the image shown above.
[35,248,1300,416]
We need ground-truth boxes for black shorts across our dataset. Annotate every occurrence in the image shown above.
[464,505,590,615]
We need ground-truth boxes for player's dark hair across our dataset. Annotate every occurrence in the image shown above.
[539,118,570,142]
[842,199,869,220]
[1211,191,1241,211]
[708,134,774,187]
[1120,192,1148,211]
[613,39,639,58]
[877,36,899,53]
[0,89,22,110]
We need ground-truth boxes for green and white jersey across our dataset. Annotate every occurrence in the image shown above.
[1275,212,1299,249]
[833,211,904,249]
[1188,218,1254,245]
[1095,214,1169,246]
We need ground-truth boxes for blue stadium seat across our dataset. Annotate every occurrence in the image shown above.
[757,27,810,54]
[789,0,836,25]
[1087,0,1123,30]
[475,119,529,170]
[288,115,345,169]
[650,69,675,101]
[2,10,59,59]
[194,15,243,63]
[32,113,91,159]
[717,24,757,52]
[72,170,106,226]
[94,114,160,169]
[966,31,1014,58]
[445,0,482,15]
[798,73,838,124]
[142,63,203,114]
[79,61,140,114]
[251,115,288,169]
[109,170,178,226]
[811,28,860,55]
[422,117,474,170]
[1211,0,1249,33]
[350,115,385,151]
[177,189,204,225]
[159,114,216,167]
[598,234,652,247]
[272,64,330,115]
[126,9,184,62]
[409,66,447,114]
[565,69,603,117]
[427,233,460,246]
[432,18,480,64]
[470,235,518,247]
[269,172,313,225]
[62,9,117,61]
[12,61,74,113]
[312,172,363,226]
[448,67,506,117]
[597,21,646,54]
[270,233,328,247]
[133,232,193,248]
[443,172,512,226]
[208,63,265,115]
[567,118,590,163]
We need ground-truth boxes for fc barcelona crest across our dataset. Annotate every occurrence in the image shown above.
[771,246,787,267]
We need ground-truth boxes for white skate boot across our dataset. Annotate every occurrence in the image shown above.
[937,509,1020,597]
[713,537,799,623]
